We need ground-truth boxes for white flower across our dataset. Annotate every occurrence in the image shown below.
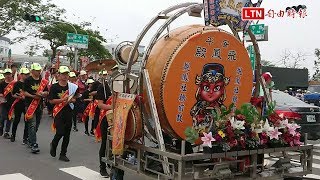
[279,119,289,129]
[230,117,245,130]
[263,119,274,132]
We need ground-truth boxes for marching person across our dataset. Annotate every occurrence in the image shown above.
[49,66,78,162]
[11,64,18,81]
[47,66,58,117]
[75,70,87,122]
[90,74,103,135]
[69,71,78,131]
[82,78,94,135]
[0,68,15,138]
[96,74,112,178]
[10,68,30,143]
[24,63,49,153]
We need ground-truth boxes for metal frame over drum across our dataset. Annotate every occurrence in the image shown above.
[103,2,314,179]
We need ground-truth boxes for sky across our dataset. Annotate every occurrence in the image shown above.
[7,0,320,75]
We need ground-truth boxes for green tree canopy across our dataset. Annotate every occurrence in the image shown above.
[0,0,65,37]
[39,22,111,63]
[312,48,320,80]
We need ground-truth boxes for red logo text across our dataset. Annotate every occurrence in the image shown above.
[242,7,265,20]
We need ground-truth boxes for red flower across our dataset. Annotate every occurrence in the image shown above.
[259,132,268,145]
[250,131,257,138]
[228,138,238,148]
[268,113,282,124]
[225,120,231,127]
[214,134,223,142]
[239,136,246,148]
[226,126,235,138]
[236,114,246,121]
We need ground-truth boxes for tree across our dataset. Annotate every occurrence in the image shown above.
[0,0,65,37]
[276,49,308,68]
[312,48,320,80]
[261,59,275,67]
[39,22,111,64]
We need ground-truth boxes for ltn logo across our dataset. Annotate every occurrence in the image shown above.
[242,7,265,20]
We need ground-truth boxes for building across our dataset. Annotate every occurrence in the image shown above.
[0,37,10,58]
[262,66,309,91]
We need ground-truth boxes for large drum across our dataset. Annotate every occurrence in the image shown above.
[145,25,253,140]
[125,103,142,141]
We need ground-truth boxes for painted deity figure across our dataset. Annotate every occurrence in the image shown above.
[190,63,230,132]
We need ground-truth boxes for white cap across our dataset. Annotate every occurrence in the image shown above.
[79,70,87,76]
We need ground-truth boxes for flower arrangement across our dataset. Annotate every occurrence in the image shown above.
[184,101,302,152]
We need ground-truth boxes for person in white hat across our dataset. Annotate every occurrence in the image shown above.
[75,70,87,123]
[23,63,49,153]
[68,71,79,131]
[10,68,30,143]
[77,70,87,94]
[82,78,95,135]
[0,68,15,139]
[0,74,4,82]
[69,72,77,83]
[49,66,78,162]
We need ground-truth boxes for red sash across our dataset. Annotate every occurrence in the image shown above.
[8,91,24,121]
[94,97,112,141]
[81,102,93,122]
[51,90,69,132]
[25,79,49,121]
[89,100,98,120]
[3,81,16,97]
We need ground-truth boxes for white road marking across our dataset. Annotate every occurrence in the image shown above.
[0,173,32,180]
[313,144,320,147]
[314,155,320,160]
[59,166,109,180]
[304,174,320,179]
[314,149,320,153]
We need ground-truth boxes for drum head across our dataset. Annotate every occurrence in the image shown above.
[111,71,138,94]
[118,45,139,65]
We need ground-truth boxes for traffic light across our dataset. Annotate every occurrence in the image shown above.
[23,14,43,22]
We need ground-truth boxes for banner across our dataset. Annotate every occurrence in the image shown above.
[112,93,136,155]
[203,0,263,31]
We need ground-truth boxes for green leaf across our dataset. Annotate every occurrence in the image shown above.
[184,127,199,144]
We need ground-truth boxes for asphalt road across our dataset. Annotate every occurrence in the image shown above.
[1,113,320,180]
[0,113,109,180]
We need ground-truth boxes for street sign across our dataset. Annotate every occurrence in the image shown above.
[247,45,255,70]
[66,33,89,49]
[244,24,268,41]
[249,24,265,35]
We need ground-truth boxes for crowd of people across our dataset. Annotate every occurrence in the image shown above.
[284,88,307,101]
[0,63,115,178]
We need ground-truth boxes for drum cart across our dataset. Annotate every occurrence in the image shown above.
[102,2,314,179]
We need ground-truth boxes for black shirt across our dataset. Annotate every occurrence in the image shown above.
[12,81,25,109]
[0,81,15,109]
[91,81,101,100]
[48,83,72,112]
[23,76,48,106]
[96,81,112,102]
[82,89,93,107]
